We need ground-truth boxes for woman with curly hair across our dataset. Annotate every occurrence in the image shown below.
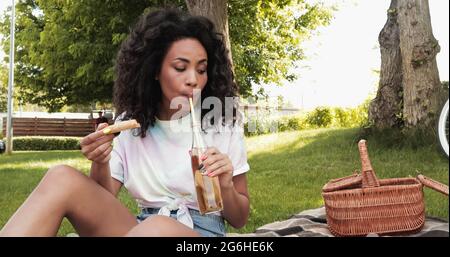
[0,9,250,237]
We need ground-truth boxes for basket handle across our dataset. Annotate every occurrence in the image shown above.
[418,174,449,196]
[358,139,380,188]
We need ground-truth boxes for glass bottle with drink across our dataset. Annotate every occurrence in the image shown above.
[189,98,223,215]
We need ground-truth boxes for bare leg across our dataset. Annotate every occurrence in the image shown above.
[125,215,201,237]
[0,165,137,236]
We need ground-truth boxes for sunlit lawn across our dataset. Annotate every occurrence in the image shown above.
[0,128,448,236]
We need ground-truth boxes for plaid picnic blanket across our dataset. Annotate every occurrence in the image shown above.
[227,207,449,237]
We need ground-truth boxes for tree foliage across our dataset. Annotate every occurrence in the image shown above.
[0,64,7,112]
[229,0,332,97]
[1,0,163,111]
[0,0,332,111]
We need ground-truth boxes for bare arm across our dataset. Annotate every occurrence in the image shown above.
[201,147,250,229]
[81,123,122,197]
[89,162,122,197]
[220,174,250,228]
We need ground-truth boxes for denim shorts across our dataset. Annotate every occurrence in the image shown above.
[136,208,226,237]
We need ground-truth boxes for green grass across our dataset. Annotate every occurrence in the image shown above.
[229,128,449,234]
[0,151,139,236]
[0,128,448,236]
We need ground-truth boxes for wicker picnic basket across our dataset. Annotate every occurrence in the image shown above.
[322,139,449,237]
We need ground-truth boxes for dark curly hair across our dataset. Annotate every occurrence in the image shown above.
[113,8,240,137]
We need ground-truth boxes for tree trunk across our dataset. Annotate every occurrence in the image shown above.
[397,0,441,128]
[185,0,233,65]
[369,0,404,129]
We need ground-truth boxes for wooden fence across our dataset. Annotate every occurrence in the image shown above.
[1,117,107,137]
[0,105,300,137]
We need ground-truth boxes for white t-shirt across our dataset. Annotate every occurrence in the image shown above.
[109,111,250,215]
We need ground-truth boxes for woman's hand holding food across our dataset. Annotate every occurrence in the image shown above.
[80,123,115,164]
